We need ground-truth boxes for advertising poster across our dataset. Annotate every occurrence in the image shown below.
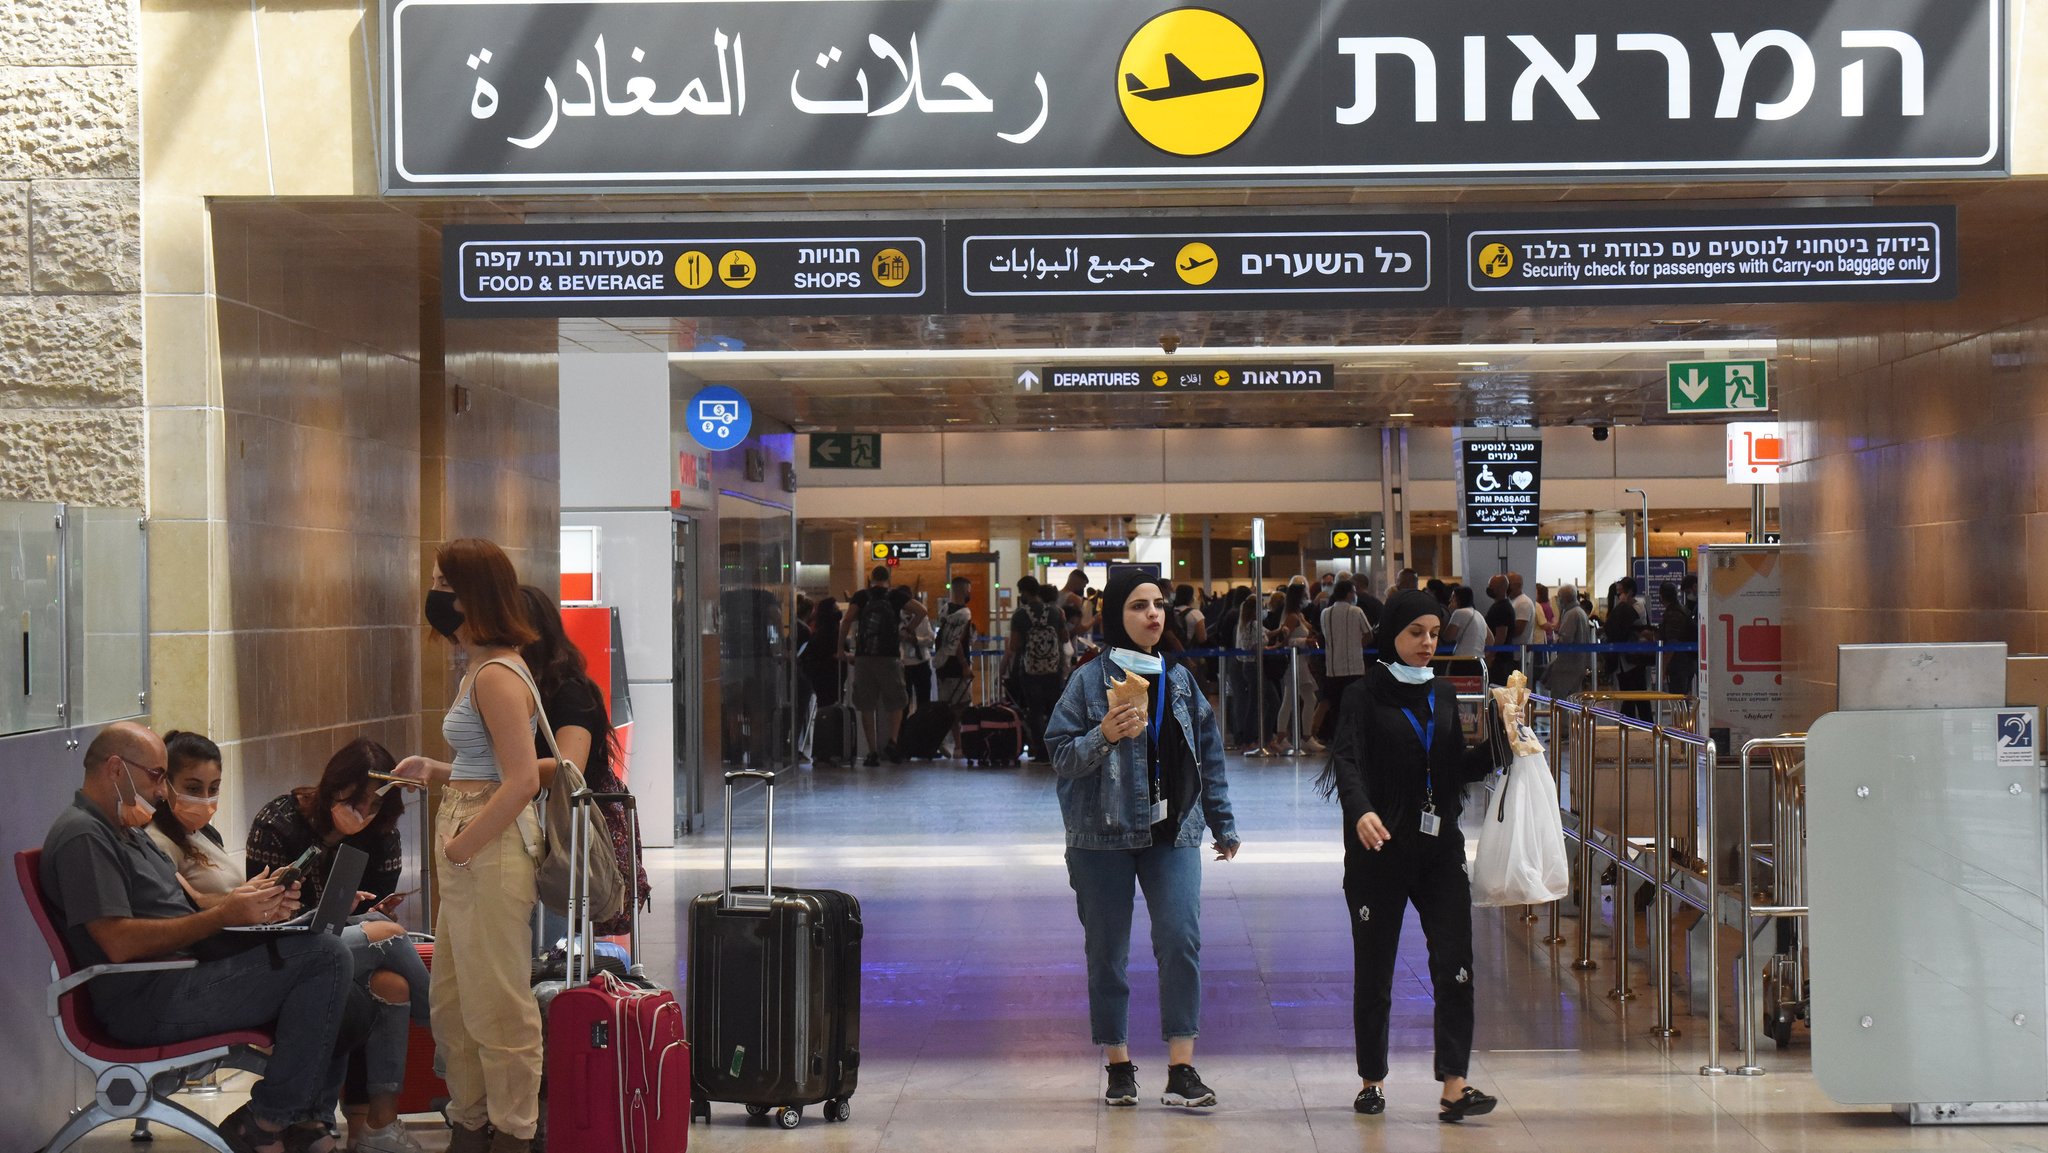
[1699,544,1784,756]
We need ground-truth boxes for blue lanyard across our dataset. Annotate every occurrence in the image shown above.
[1402,705,1436,803]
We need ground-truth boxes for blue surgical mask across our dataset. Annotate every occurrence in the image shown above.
[1385,660,1435,685]
[1108,648,1164,676]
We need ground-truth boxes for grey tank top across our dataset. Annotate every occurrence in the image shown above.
[444,659,537,781]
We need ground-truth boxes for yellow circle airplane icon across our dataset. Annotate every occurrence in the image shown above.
[1174,242,1219,286]
[1153,370,1170,387]
[873,543,890,560]
[1333,531,1351,550]
[1213,370,1231,387]
[1118,9,1265,157]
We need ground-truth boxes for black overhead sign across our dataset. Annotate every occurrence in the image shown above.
[442,223,937,317]
[384,0,2005,194]
[1040,365,1335,393]
[1452,207,1959,305]
[1328,529,1375,551]
[956,217,1436,311]
[873,541,931,561]
[1462,440,1543,539]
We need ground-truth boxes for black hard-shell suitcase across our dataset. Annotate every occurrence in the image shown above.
[896,701,957,760]
[688,771,862,1130]
[959,703,1024,766]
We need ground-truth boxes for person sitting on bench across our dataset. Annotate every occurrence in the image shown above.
[40,721,356,1153]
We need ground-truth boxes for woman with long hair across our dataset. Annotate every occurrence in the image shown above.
[1045,572,1240,1110]
[145,730,240,897]
[518,585,652,938]
[246,738,428,1153]
[1319,591,1502,1123]
[393,538,543,1153]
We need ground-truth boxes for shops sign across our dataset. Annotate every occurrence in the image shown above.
[384,0,2005,194]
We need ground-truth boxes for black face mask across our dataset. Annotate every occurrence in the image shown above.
[424,589,465,640]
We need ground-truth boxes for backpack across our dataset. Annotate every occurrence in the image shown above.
[935,607,972,678]
[1021,603,1064,676]
[856,592,900,658]
[488,659,626,924]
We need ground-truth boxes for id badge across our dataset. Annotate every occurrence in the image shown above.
[1419,809,1442,837]
[1150,799,1168,825]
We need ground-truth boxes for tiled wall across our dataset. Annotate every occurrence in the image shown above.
[1778,189,2048,723]
[418,302,563,757]
[194,203,557,835]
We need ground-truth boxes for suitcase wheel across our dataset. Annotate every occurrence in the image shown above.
[692,1101,710,1124]
[778,1107,802,1130]
[828,1099,852,1124]
[745,1104,770,1118]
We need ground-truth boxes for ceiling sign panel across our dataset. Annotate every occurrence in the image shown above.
[385,0,2005,194]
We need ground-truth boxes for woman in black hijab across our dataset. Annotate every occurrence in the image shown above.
[1045,570,1240,1110]
[1319,590,1502,1122]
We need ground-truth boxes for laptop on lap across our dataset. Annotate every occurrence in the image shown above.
[223,845,369,935]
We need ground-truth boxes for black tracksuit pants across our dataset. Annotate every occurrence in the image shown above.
[1342,825,1476,1082]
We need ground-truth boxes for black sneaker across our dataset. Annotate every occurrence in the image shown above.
[1103,1061,1138,1107]
[1161,1063,1216,1108]
[862,753,879,767]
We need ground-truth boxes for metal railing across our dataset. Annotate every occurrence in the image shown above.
[1701,734,1808,1077]
[1539,691,1710,1040]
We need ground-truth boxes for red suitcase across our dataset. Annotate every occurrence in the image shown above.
[545,973,689,1153]
[394,939,450,1116]
[546,790,689,1153]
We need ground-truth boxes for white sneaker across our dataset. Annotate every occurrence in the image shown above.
[354,1120,427,1153]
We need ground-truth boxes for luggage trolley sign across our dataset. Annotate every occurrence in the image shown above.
[1462,441,1542,538]
[444,222,939,317]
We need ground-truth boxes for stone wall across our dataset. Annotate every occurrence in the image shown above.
[0,0,143,506]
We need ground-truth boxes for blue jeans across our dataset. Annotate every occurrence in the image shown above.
[1066,843,1203,1046]
[102,930,353,1129]
[353,926,432,1098]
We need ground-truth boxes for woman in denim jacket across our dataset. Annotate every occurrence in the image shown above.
[1046,571,1241,1111]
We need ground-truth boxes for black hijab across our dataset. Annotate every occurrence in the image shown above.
[1100,570,1165,654]
[1371,589,1446,663]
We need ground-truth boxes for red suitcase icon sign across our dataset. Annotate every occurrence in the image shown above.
[1719,614,1783,685]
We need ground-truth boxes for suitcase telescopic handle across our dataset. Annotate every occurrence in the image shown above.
[722,770,778,908]
[569,789,644,978]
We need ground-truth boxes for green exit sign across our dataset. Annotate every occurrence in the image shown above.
[809,433,881,469]
[1667,360,1769,414]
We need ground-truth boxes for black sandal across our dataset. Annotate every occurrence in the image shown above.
[1354,1086,1386,1115]
[1439,1086,1498,1123]
[217,1105,287,1153]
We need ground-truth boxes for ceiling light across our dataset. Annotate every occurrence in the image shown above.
[1457,360,1491,368]
[1432,381,1462,388]
[1388,412,1415,418]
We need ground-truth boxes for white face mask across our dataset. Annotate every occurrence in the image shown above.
[1385,660,1435,685]
[1108,648,1164,676]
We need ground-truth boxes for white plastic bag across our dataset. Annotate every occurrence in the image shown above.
[1470,731,1571,907]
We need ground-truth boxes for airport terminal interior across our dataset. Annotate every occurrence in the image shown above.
[10,0,2048,1150]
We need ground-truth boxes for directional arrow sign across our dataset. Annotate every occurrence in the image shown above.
[1667,360,1769,414]
[1016,369,1041,392]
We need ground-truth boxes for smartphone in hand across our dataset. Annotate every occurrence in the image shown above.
[274,844,320,888]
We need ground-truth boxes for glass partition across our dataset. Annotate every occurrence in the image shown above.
[67,507,148,726]
[716,492,797,771]
[0,502,150,738]
[0,501,65,737]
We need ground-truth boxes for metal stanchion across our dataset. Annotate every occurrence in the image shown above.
[1217,646,1232,749]
[1283,649,1305,756]
[1610,721,1637,1001]
[1651,729,1679,1037]
[1542,695,1570,945]
[1572,705,1598,971]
